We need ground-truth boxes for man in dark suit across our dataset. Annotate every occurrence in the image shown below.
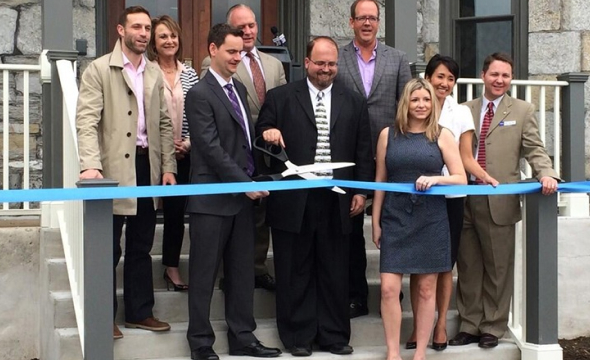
[256,36,374,356]
[184,23,281,360]
[336,0,412,318]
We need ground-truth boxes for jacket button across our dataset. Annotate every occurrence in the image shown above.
[128,110,132,115]
[125,154,130,158]
[127,132,132,137]
[128,90,133,95]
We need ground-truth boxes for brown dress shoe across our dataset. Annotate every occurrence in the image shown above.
[125,317,170,331]
[448,332,480,346]
[113,324,123,339]
[478,333,499,348]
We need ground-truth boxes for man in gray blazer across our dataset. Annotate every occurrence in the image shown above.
[201,4,287,291]
[336,0,412,318]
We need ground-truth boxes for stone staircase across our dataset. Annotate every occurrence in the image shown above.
[40,218,521,360]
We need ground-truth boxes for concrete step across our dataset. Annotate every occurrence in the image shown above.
[57,313,514,360]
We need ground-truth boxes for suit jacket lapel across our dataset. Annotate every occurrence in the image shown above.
[470,98,483,141]
[205,72,243,126]
[368,44,386,97]
[295,81,316,126]
[235,82,255,140]
[488,96,511,136]
[342,43,367,97]
[330,85,344,130]
[235,62,259,110]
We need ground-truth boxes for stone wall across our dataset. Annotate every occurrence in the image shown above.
[0,0,95,204]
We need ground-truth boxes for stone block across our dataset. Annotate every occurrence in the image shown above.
[529,32,581,74]
[73,6,96,57]
[582,32,590,72]
[2,0,39,5]
[0,6,18,54]
[16,4,42,55]
[423,42,439,62]
[421,0,438,43]
[0,133,37,161]
[77,0,94,8]
[563,0,590,31]
[309,0,385,39]
[0,227,40,360]
[529,0,560,32]
[527,74,560,112]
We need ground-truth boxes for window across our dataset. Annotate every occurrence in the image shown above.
[439,0,527,80]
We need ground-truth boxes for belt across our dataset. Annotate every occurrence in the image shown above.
[136,146,149,155]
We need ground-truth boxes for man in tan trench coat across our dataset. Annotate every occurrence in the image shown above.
[76,6,176,340]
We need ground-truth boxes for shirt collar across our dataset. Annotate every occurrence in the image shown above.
[209,67,234,88]
[352,39,378,53]
[122,52,146,72]
[241,47,260,60]
[483,94,504,111]
[306,78,333,99]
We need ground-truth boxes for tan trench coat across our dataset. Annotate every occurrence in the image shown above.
[76,40,176,215]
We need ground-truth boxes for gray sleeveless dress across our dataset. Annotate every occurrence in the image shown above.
[380,128,451,274]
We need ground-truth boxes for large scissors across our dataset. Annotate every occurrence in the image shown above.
[252,137,353,194]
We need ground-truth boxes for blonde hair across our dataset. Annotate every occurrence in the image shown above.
[394,78,441,142]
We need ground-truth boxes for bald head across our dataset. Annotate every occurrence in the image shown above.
[226,4,258,52]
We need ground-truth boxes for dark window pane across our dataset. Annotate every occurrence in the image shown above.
[460,0,511,17]
[127,0,178,21]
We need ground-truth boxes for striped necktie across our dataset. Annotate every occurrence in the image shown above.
[224,83,255,176]
[313,91,332,177]
[476,102,494,183]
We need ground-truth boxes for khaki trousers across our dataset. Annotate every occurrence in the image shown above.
[456,195,516,338]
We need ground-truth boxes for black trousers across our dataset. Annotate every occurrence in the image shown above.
[273,189,350,349]
[446,197,465,266]
[348,212,368,304]
[187,204,258,351]
[162,155,190,267]
[113,152,156,322]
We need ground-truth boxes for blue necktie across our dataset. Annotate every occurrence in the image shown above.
[224,83,255,176]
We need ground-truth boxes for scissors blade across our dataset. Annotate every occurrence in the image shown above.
[290,168,348,195]
[281,162,355,177]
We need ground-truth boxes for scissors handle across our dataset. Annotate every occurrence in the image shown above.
[253,136,289,162]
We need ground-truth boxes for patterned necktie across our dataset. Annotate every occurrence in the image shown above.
[476,102,494,183]
[313,91,332,177]
[247,52,266,105]
[224,83,255,176]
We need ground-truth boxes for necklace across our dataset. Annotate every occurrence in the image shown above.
[161,67,176,74]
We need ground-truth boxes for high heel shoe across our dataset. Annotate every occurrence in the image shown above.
[163,270,188,291]
[405,341,417,350]
[431,329,448,351]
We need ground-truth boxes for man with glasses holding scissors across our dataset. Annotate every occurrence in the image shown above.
[256,36,374,357]
[336,0,412,319]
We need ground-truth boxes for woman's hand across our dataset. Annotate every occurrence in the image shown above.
[481,174,500,187]
[415,175,438,191]
[372,224,382,249]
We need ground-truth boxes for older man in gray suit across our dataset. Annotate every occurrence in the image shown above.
[336,0,412,318]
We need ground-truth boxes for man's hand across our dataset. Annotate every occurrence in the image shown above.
[540,176,558,196]
[246,190,269,200]
[79,169,103,180]
[162,172,177,185]
[262,129,285,148]
[349,194,366,217]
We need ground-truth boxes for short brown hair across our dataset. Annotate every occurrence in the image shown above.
[207,23,244,55]
[147,15,184,62]
[350,0,380,19]
[306,36,339,58]
[118,6,150,27]
[482,52,513,73]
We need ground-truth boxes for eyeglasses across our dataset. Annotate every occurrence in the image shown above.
[354,16,379,23]
[309,59,338,68]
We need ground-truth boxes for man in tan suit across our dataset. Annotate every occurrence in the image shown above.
[201,4,287,291]
[449,52,559,349]
[76,6,176,339]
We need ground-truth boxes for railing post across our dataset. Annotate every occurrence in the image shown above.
[43,50,78,189]
[520,192,562,360]
[556,72,589,217]
[78,179,118,360]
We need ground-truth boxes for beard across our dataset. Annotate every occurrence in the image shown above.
[124,35,146,55]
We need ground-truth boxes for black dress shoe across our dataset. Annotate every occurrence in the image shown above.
[449,332,480,346]
[478,333,498,348]
[405,341,416,350]
[255,273,276,291]
[290,346,312,357]
[191,347,219,360]
[320,344,354,355]
[349,301,369,318]
[229,342,282,357]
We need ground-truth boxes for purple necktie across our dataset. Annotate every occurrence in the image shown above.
[224,83,255,176]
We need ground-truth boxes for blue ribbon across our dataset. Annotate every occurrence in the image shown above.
[1,179,589,203]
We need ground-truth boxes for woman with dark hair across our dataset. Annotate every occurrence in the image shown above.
[147,15,199,291]
[404,54,498,351]
[373,78,466,360]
